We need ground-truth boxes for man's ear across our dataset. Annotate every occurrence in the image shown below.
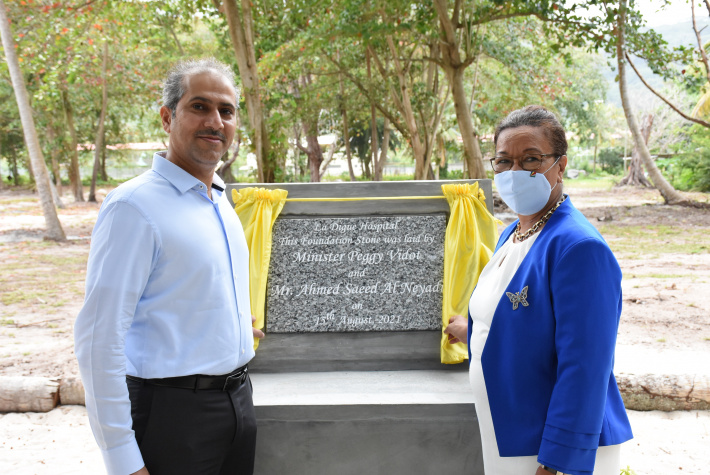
[159,106,172,134]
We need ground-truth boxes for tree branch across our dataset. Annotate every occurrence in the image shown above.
[470,11,587,27]
[692,0,710,83]
[322,50,406,136]
[625,52,710,128]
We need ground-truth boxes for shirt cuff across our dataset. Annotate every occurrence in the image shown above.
[101,439,144,475]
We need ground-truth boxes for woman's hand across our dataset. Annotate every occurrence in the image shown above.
[443,315,468,344]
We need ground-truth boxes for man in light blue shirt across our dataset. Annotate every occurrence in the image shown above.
[75,59,264,475]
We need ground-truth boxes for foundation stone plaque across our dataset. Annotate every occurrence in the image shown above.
[227,180,492,372]
[266,215,445,333]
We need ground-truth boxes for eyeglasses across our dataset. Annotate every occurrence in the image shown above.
[489,153,560,173]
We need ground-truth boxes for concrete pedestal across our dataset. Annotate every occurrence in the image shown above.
[251,371,483,475]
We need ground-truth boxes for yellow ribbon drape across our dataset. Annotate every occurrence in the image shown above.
[440,183,501,364]
[232,187,288,350]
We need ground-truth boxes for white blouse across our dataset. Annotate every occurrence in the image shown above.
[467,232,620,475]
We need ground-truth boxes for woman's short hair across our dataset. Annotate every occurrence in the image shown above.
[493,105,567,157]
[162,58,239,115]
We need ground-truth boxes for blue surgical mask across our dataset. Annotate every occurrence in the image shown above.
[494,158,560,216]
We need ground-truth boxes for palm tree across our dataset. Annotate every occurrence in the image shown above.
[0,0,66,240]
[615,0,687,205]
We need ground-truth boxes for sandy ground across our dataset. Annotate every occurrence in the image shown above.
[1,183,709,474]
[0,407,708,474]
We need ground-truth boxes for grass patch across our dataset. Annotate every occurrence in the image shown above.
[565,175,619,190]
[0,241,88,309]
[647,273,687,279]
[0,319,15,326]
[0,197,37,205]
[597,224,709,257]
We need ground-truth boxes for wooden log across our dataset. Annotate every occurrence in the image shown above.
[617,373,710,411]
[59,377,85,406]
[0,376,59,413]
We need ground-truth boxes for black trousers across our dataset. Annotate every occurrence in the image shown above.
[127,374,257,475]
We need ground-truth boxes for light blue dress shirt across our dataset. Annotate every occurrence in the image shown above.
[74,153,254,475]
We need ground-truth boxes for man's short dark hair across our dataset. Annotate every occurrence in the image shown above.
[494,105,568,157]
[162,58,239,114]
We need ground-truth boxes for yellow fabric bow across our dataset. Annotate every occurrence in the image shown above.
[440,183,501,364]
[232,187,288,350]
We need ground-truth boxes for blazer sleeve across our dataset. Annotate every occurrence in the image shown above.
[537,237,622,475]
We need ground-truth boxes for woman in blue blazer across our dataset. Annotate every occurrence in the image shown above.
[445,105,632,475]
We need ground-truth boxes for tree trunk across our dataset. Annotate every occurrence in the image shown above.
[615,0,686,204]
[10,148,19,185]
[303,131,323,182]
[59,377,85,406]
[61,88,85,202]
[340,104,356,182]
[435,133,446,179]
[89,41,109,203]
[319,136,339,180]
[384,38,428,179]
[367,51,380,181]
[100,146,107,181]
[337,60,356,181]
[46,125,63,198]
[49,180,64,209]
[375,117,391,181]
[0,0,65,240]
[218,125,242,183]
[0,376,59,412]
[219,0,274,182]
[433,0,486,179]
[619,114,653,187]
[617,373,710,411]
[24,154,35,184]
[448,68,486,178]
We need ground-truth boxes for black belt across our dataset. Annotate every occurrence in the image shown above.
[127,364,249,391]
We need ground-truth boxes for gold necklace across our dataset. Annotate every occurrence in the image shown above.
[513,195,567,242]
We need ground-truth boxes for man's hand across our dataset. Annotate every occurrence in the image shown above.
[443,314,467,344]
[130,467,149,475]
[252,315,265,339]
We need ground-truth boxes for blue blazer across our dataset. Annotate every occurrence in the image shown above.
[468,197,632,475]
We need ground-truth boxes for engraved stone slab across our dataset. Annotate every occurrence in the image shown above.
[266,215,445,333]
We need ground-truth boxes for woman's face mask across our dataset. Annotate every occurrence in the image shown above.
[494,157,561,216]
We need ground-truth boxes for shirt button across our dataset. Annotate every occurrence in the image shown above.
[241,348,245,354]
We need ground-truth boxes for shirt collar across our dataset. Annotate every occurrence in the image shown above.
[152,152,224,195]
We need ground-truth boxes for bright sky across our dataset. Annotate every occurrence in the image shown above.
[636,0,698,27]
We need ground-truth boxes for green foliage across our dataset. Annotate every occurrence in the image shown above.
[597,147,625,174]
[662,125,710,192]
[0,0,698,186]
